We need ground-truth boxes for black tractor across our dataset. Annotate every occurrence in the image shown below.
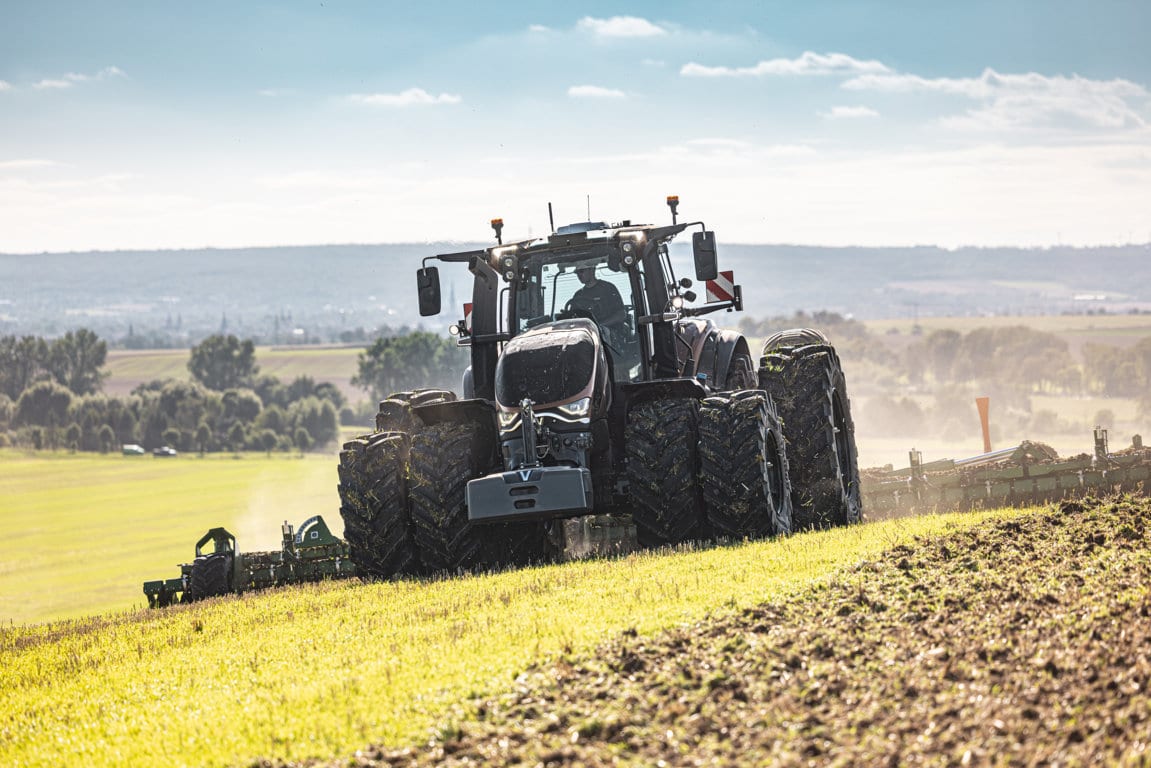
[337,196,861,577]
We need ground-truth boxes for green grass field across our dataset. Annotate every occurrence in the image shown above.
[0,450,343,625]
[0,499,1021,768]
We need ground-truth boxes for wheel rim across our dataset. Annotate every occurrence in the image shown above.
[765,428,785,517]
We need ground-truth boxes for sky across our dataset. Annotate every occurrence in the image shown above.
[1,0,1149,253]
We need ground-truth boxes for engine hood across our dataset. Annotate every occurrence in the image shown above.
[495,319,603,410]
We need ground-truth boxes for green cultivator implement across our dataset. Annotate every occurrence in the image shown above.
[143,515,356,607]
[862,428,1150,516]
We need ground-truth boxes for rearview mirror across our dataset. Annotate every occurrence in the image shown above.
[417,266,441,316]
[692,231,718,281]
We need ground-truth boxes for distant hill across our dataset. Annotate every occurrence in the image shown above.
[2,242,1148,344]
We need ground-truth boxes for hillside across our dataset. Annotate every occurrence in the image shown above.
[3,497,1147,767]
[286,496,1151,767]
[2,243,1148,345]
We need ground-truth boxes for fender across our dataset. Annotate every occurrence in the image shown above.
[621,377,708,412]
[414,398,500,468]
[712,331,752,390]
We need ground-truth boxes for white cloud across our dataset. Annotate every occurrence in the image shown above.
[34,79,73,90]
[567,85,626,100]
[0,80,12,92]
[681,51,891,78]
[0,159,60,170]
[528,24,550,33]
[822,105,880,119]
[844,68,1150,131]
[577,16,667,38]
[347,88,461,107]
[32,66,125,90]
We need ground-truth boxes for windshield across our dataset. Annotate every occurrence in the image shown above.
[513,253,642,381]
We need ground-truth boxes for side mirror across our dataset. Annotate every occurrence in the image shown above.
[692,231,718,281]
[417,266,441,316]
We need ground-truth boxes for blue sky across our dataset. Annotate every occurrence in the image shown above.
[1,1,1149,252]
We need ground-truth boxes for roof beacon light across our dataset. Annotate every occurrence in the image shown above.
[491,218,504,245]
[666,195,680,225]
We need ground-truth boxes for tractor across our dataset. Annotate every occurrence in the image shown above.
[337,196,861,577]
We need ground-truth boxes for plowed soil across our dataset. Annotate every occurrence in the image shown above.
[268,496,1151,767]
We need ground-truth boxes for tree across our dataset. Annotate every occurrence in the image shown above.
[352,331,467,401]
[98,424,116,453]
[259,429,278,456]
[228,422,247,453]
[15,381,75,427]
[256,404,287,435]
[0,335,50,400]
[188,334,259,391]
[65,422,81,452]
[162,427,181,448]
[288,397,338,449]
[46,329,108,396]
[196,421,212,455]
[221,388,262,425]
[0,394,12,430]
[293,427,312,455]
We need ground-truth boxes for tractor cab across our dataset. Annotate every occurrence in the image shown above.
[514,250,641,382]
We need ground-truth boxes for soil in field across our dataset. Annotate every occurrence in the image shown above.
[268,496,1151,767]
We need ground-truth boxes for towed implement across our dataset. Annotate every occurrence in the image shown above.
[143,515,356,607]
[338,196,862,578]
[862,428,1151,516]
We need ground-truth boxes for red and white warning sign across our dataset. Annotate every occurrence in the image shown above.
[706,271,735,303]
[463,302,473,332]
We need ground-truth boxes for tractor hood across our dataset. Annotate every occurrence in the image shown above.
[495,319,602,410]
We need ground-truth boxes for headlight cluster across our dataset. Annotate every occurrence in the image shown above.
[555,397,591,419]
[497,398,591,433]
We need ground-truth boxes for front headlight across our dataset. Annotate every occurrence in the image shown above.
[555,397,591,419]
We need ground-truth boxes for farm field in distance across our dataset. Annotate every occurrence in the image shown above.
[103,345,365,402]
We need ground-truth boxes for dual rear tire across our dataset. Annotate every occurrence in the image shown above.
[625,391,793,549]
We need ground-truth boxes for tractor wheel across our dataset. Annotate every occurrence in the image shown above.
[760,343,862,529]
[699,390,793,539]
[375,389,456,433]
[626,397,705,548]
[723,352,757,391]
[337,432,419,578]
[184,552,232,602]
[408,422,494,572]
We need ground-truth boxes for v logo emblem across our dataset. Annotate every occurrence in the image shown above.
[518,470,532,482]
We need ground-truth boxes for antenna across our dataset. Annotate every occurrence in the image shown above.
[548,202,555,234]
[586,194,590,221]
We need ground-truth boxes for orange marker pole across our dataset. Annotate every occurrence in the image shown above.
[976,396,992,454]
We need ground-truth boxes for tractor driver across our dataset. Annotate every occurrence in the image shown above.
[568,264,628,334]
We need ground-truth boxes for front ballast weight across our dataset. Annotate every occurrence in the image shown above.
[142,515,356,608]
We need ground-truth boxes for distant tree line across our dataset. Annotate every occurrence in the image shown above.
[0,329,109,400]
[0,332,342,453]
[740,311,1151,440]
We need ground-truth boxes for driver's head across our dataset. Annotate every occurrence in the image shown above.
[576,265,596,285]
